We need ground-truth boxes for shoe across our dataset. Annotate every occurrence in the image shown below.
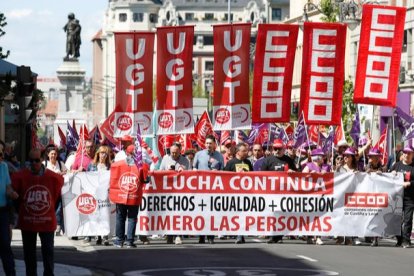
[402,242,411,248]
[315,238,324,245]
[199,237,206,244]
[141,237,150,245]
[55,226,61,236]
[126,243,137,248]
[208,238,215,244]
[166,236,174,244]
[96,238,102,246]
[353,238,361,245]
[175,236,182,245]
[267,236,283,244]
[345,238,353,245]
[113,241,123,248]
[103,239,110,246]
[306,237,314,244]
[235,239,243,244]
[219,236,227,240]
[371,240,378,247]
[335,237,344,245]
[395,242,402,247]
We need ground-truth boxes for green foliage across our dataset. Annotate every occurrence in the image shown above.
[320,0,338,23]
[0,12,10,59]
[342,78,357,142]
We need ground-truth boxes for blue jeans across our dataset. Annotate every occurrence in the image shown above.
[115,204,138,244]
[55,199,64,233]
[21,230,54,276]
[0,208,15,276]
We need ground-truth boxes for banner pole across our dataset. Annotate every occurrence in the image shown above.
[392,108,396,162]
[302,111,311,152]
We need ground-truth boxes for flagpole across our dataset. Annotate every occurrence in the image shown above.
[331,127,335,172]
[392,108,396,161]
[302,111,311,152]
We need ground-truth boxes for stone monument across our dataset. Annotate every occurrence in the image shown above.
[54,13,86,145]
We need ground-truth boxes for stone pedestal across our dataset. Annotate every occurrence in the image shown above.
[54,60,86,146]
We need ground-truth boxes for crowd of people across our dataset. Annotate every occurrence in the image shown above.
[0,133,413,275]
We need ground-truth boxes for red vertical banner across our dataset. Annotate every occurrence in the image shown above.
[156,26,194,134]
[213,23,251,130]
[300,22,346,126]
[114,32,154,137]
[252,24,298,123]
[353,5,406,107]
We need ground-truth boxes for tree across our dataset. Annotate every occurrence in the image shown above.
[0,12,10,59]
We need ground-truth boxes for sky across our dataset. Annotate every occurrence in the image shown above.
[1,0,108,77]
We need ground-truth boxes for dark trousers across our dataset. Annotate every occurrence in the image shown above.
[21,230,54,276]
[0,208,15,276]
[402,199,414,244]
[115,204,138,244]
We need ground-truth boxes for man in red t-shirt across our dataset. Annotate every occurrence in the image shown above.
[12,149,63,276]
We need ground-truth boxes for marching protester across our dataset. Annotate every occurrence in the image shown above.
[86,145,113,246]
[224,142,253,244]
[0,148,18,276]
[390,146,414,248]
[159,142,190,245]
[71,140,95,172]
[261,139,297,244]
[357,136,372,171]
[184,148,196,170]
[42,146,67,237]
[248,143,264,170]
[193,134,224,244]
[12,149,64,276]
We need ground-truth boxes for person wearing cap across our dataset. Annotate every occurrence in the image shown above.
[286,140,297,162]
[193,134,224,244]
[114,135,134,162]
[261,139,297,244]
[365,148,386,174]
[390,146,414,248]
[336,147,357,173]
[222,139,236,166]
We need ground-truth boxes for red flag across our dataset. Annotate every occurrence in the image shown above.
[285,125,294,140]
[220,130,231,145]
[374,127,388,165]
[354,5,406,107]
[80,124,89,140]
[193,111,215,149]
[156,26,194,134]
[157,135,178,157]
[300,22,346,125]
[72,119,78,137]
[101,105,122,142]
[57,125,66,149]
[213,23,251,130]
[114,32,155,136]
[334,122,345,145]
[308,125,319,143]
[252,24,298,123]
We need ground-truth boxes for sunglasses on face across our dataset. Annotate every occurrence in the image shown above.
[273,147,283,151]
[30,158,41,163]
[336,157,343,161]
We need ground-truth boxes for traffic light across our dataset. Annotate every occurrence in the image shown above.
[17,66,36,122]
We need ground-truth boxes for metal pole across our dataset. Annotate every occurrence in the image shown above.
[228,0,231,23]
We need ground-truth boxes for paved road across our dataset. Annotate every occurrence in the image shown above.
[5,232,414,276]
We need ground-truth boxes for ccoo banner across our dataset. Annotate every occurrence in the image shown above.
[114,32,155,137]
[300,22,346,126]
[353,5,406,107]
[252,24,298,123]
[156,26,195,135]
[213,23,251,130]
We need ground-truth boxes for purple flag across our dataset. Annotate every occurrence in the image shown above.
[394,107,414,141]
[322,127,335,153]
[246,123,268,145]
[91,125,102,145]
[102,138,120,153]
[293,113,307,148]
[133,125,143,168]
[236,130,249,144]
[66,121,79,152]
[319,132,327,148]
[272,125,289,145]
[349,111,360,147]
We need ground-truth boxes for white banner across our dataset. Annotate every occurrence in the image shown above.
[62,172,113,237]
[62,171,403,237]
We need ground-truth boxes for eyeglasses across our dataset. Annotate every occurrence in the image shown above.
[336,157,343,161]
[287,147,293,150]
[30,158,41,163]
[273,147,283,151]
[85,146,92,149]
[99,152,107,155]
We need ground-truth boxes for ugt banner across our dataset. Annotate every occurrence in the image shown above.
[354,5,406,107]
[252,24,298,123]
[136,171,403,236]
[62,172,112,237]
[300,22,346,126]
[114,32,155,137]
[213,23,251,130]
[156,26,194,134]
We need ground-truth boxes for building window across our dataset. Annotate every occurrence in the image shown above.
[271,8,282,21]
[185,13,195,21]
[205,61,214,71]
[149,13,157,23]
[133,13,144,22]
[119,13,127,22]
[223,13,234,22]
[204,13,215,20]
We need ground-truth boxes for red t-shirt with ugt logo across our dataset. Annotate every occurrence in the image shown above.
[12,169,64,232]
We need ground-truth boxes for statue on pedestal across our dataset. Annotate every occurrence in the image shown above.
[63,13,81,60]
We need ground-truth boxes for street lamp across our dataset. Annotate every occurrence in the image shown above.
[300,0,361,30]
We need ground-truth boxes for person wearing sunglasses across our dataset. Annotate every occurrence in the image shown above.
[261,139,297,244]
[11,149,64,276]
[0,149,19,276]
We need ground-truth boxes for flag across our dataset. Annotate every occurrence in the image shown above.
[90,125,102,145]
[102,138,121,153]
[246,123,268,145]
[80,124,89,140]
[133,125,143,169]
[277,125,290,145]
[235,130,248,144]
[193,111,214,149]
[220,130,231,146]
[285,125,294,140]
[308,125,319,143]
[57,125,66,149]
[334,120,345,145]
[72,119,78,139]
[293,113,307,148]
[66,121,79,152]
[394,107,414,138]
[350,111,361,147]
[374,127,388,165]
[322,126,335,153]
